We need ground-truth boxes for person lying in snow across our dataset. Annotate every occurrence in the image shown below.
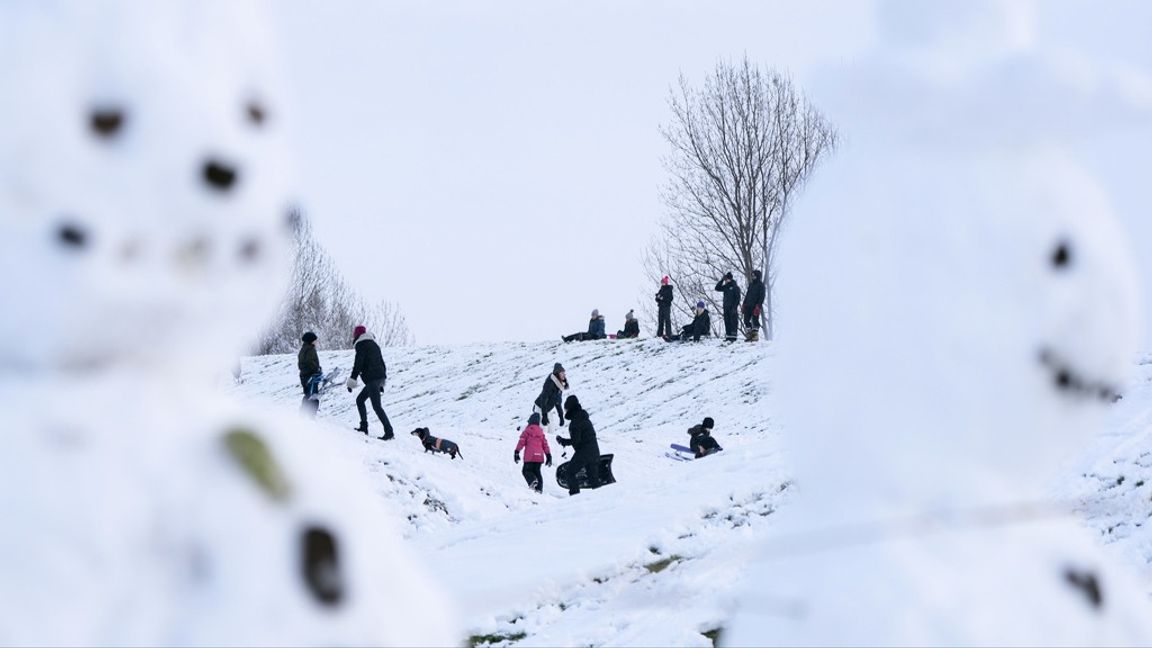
[688,417,723,458]
[562,309,607,342]
[616,310,640,339]
[514,412,553,493]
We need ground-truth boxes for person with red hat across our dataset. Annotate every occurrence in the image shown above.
[655,275,674,339]
[345,325,394,440]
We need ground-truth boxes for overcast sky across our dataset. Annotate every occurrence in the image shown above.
[273,0,1152,347]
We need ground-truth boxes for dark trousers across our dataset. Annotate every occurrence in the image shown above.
[742,306,760,331]
[568,454,601,495]
[301,373,322,397]
[657,306,672,338]
[522,462,544,492]
[355,378,393,434]
[723,307,739,340]
[535,402,564,427]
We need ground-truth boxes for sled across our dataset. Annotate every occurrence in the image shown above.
[299,367,343,416]
[555,454,616,490]
[667,443,695,461]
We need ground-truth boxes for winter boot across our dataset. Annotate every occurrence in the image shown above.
[745,328,760,342]
[354,422,369,435]
[378,428,395,441]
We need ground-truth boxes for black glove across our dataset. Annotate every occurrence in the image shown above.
[513,452,520,464]
[347,387,353,393]
[556,435,570,447]
[545,453,553,467]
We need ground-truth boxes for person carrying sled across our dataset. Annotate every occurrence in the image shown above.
[655,276,674,339]
[298,331,322,398]
[616,310,640,339]
[742,270,766,341]
[688,417,723,458]
[562,309,607,342]
[555,394,600,496]
[346,325,394,440]
[675,301,711,342]
[514,412,553,493]
[534,363,568,428]
[715,272,742,342]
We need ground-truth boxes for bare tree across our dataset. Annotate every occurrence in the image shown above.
[642,56,836,340]
[255,210,413,355]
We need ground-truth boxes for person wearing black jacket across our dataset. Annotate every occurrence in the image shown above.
[655,276,674,339]
[688,417,723,458]
[555,394,600,495]
[714,272,742,342]
[742,270,766,340]
[675,301,711,342]
[346,324,394,440]
[534,363,568,427]
[617,310,640,339]
[298,331,322,397]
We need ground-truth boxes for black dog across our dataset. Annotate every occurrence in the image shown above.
[410,427,463,460]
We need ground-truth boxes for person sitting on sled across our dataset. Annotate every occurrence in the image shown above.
[688,417,723,458]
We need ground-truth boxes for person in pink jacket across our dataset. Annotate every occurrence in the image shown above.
[514,412,553,493]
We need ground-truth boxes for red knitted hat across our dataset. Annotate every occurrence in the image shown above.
[353,325,367,340]
[661,276,669,285]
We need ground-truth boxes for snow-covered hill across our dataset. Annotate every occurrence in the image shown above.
[232,339,786,646]
[231,339,1152,646]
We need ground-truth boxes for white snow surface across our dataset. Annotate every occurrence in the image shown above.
[231,338,786,646]
[232,337,1152,646]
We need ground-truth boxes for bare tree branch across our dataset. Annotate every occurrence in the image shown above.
[643,56,837,340]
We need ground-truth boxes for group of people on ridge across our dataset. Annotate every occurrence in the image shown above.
[565,271,766,344]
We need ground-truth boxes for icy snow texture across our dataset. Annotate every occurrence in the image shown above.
[0,2,452,645]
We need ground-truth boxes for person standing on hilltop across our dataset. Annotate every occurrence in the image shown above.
[742,270,766,341]
[715,272,742,342]
[655,276,674,339]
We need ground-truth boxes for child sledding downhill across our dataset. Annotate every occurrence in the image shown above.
[688,417,723,458]
[514,413,553,493]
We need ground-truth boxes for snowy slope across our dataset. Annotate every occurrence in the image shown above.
[232,339,787,646]
[1062,357,1152,586]
[232,339,1152,646]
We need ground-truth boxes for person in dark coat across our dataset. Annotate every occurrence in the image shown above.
[616,310,640,339]
[655,276,674,339]
[346,324,394,440]
[562,309,607,342]
[715,272,742,342]
[675,301,711,342]
[534,363,568,427]
[555,394,601,495]
[742,269,766,340]
[687,417,723,458]
[298,331,322,397]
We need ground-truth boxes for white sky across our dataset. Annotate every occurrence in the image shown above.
[274,1,1152,347]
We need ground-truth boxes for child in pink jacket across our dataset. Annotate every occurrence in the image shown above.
[514,412,553,493]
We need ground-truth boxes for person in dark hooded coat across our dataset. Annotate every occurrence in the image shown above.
[555,394,601,495]
[742,269,766,339]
